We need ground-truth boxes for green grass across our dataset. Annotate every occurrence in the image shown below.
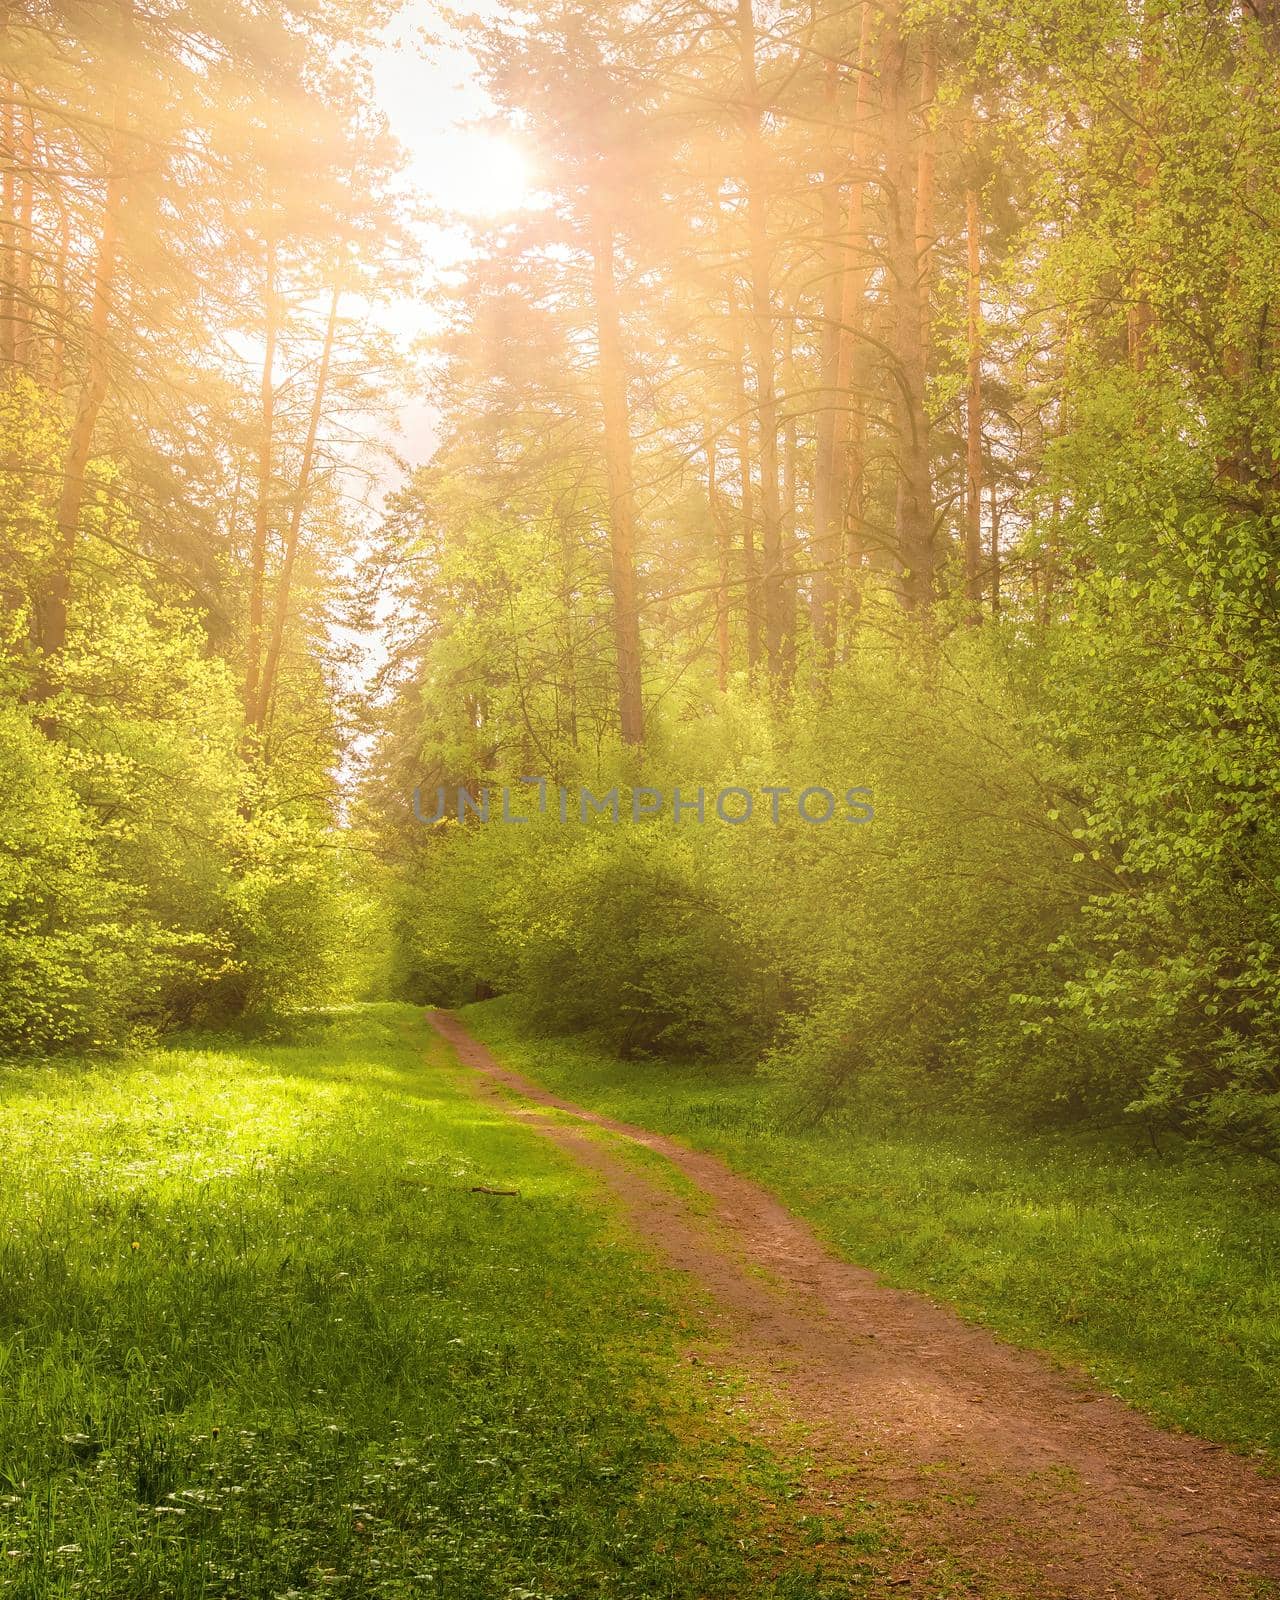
[0,1002,909,1599]
[463,997,1280,1465]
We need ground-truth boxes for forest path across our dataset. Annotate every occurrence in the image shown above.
[426,1010,1280,1599]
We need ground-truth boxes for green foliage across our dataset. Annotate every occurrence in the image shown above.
[705,641,1090,1124]
[1008,504,1280,1151]
[388,578,1280,1153]
[390,813,768,1057]
[505,825,767,1056]
[0,702,134,1053]
[0,376,356,1050]
[381,633,1089,1112]
[215,806,352,1025]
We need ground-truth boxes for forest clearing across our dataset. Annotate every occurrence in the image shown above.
[5,0,1280,1592]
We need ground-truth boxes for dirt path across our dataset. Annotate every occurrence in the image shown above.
[427,1010,1280,1599]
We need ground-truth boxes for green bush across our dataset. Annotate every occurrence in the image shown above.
[384,510,1280,1156]
[393,813,766,1057]
[511,827,767,1057]
[0,703,140,1051]
[0,380,356,1049]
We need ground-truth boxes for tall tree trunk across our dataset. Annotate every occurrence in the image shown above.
[736,0,789,686]
[881,8,934,612]
[13,100,32,370]
[50,191,68,391]
[964,118,983,623]
[35,66,128,668]
[253,281,341,735]
[914,36,938,367]
[830,0,877,617]
[704,420,731,691]
[811,58,842,658]
[558,509,579,754]
[730,286,761,676]
[588,205,644,745]
[242,237,279,730]
[0,93,14,371]
[989,477,1000,616]
[780,308,797,672]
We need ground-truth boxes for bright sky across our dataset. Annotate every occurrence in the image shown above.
[374,21,532,221]
[334,4,538,736]
[373,1,535,249]
[370,2,536,458]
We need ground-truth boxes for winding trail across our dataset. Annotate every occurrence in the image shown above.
[427,1009,1280,1599]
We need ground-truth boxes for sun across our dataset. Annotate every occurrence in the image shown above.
[371,20,536,221]
[432,131,535,218]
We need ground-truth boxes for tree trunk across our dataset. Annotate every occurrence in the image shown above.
[881,8,934,612]
[780,310,797,673]
[736,0,789,687]
[730,286,761,676]
[811,58,842,660]
[705,420,731,691]
[830,0,877,616]
[1,93,14,371]
[50,191,68,392]
[253,280,341,735]
[914,36,938,367]
[35,70,128,668]
[964,120,983,622]
[588,205,644,745]
[558,509,579,754]
[242,236,279,730]
[13,100,32,370]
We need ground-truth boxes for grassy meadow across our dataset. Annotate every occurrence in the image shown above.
[464,998,1280,1464]
[0,1004,910,1600]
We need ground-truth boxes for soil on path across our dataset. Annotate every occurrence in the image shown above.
[426,1009,1280,1599]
